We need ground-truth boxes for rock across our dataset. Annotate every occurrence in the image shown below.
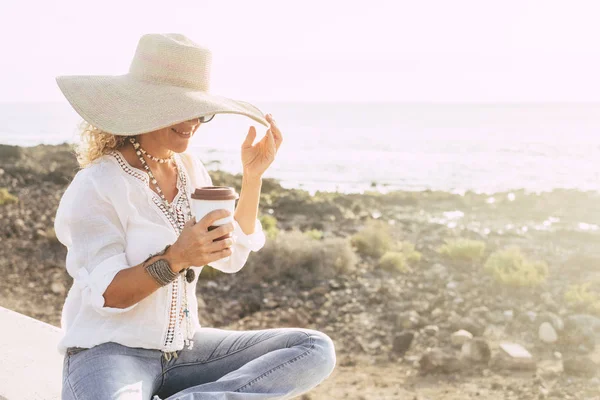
[357,337,383,353]
[503,310,514,322]
[563,356,598,377]
[309,286,329,296]
[391,331,414,356]
[34,229,47,239]
[492,342,536,371]
[499,342,532,358]
[412,300,431,314]
[419,348,463,374]
[469,306,490,321]
[453,316,485,336]
[538,312,564,332]
[539,322,558,344]
[451,329,473,348]
[50,282,65,295]
[446,281,458,290]
[262,298,279,309]
[327,279,342,290]
[460,338,491,364]
[339,302,362,314]
[395,310,424,330]
[453,297,465,307]
[423,325,439,336]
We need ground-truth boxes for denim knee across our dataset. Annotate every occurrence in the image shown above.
[296,329,336,377]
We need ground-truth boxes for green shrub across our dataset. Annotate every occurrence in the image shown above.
[351,219,393,258]
[393,241,422,264]
[438,238,486,262]
[304,229,324,240]
[0,188,18,206]
[377,241,422,274]
[378,251,409,273]
[484,247,548,287]
[564,283,600,315]
[259,214,279,239]
[242,229,358,288]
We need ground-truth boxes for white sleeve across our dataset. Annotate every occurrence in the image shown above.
[188,153,266,274]
[54,168,138,316]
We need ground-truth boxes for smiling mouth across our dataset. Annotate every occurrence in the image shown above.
[172,128,192,136]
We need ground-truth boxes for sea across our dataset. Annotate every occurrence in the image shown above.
[0,101,599,195]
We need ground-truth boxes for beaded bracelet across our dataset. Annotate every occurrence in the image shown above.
[143,244,178,286]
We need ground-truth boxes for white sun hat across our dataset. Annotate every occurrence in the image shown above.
[55,33,269,136]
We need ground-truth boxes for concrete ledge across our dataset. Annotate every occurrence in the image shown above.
[0,306,63,400]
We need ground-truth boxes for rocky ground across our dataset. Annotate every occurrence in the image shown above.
[1,143,599,399]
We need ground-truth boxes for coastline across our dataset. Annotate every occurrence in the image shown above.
[1,142,599,399]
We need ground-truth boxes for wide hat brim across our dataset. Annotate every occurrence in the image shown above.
[56,74,269,135]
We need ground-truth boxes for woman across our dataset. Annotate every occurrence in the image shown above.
[54,33,336,400]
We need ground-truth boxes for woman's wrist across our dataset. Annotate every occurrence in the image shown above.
[164,244,189,273]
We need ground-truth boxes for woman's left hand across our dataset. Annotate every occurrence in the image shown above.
[241,114,283,179]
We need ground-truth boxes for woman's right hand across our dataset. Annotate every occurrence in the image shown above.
[166,209,235,272]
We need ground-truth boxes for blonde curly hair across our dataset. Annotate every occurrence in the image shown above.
[73,120,132,168]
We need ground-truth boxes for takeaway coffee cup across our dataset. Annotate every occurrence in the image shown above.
[190,186,239,244]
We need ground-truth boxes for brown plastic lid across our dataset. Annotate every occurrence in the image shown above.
[191,186,239,201]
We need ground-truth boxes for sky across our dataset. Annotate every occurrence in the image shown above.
[1,0,600,103]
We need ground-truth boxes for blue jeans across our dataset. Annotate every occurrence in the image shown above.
[61,326,336,399]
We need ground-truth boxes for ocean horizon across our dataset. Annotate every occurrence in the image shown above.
[1,101,599,195]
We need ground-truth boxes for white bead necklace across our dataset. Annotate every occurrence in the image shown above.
[128,136,196,350]
[129,136,173,163]
[129,137,178,210]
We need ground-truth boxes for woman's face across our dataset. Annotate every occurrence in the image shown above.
[148,118,202,153]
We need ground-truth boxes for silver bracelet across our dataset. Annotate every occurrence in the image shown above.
[144,244,179,286]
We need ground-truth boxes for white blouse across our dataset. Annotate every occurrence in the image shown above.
[53,149,266,357]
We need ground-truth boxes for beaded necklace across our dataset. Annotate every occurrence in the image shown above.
[133,139,173,164]
[128,136,195,351]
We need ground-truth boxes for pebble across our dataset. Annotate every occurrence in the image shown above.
[446,281,458,289]
[262,298,279,309]
[50,282,65,295]
[493,342,536,371]
[392,331,415,356]
[35,229,47,239]
[538,311,564,331]
[454,316,485,336]
[423,325,439,336]
[419,348,462,374]
[539,322,558,343]
[14,218,25,229]
[451,329,473,347]
[460,337,491,364]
